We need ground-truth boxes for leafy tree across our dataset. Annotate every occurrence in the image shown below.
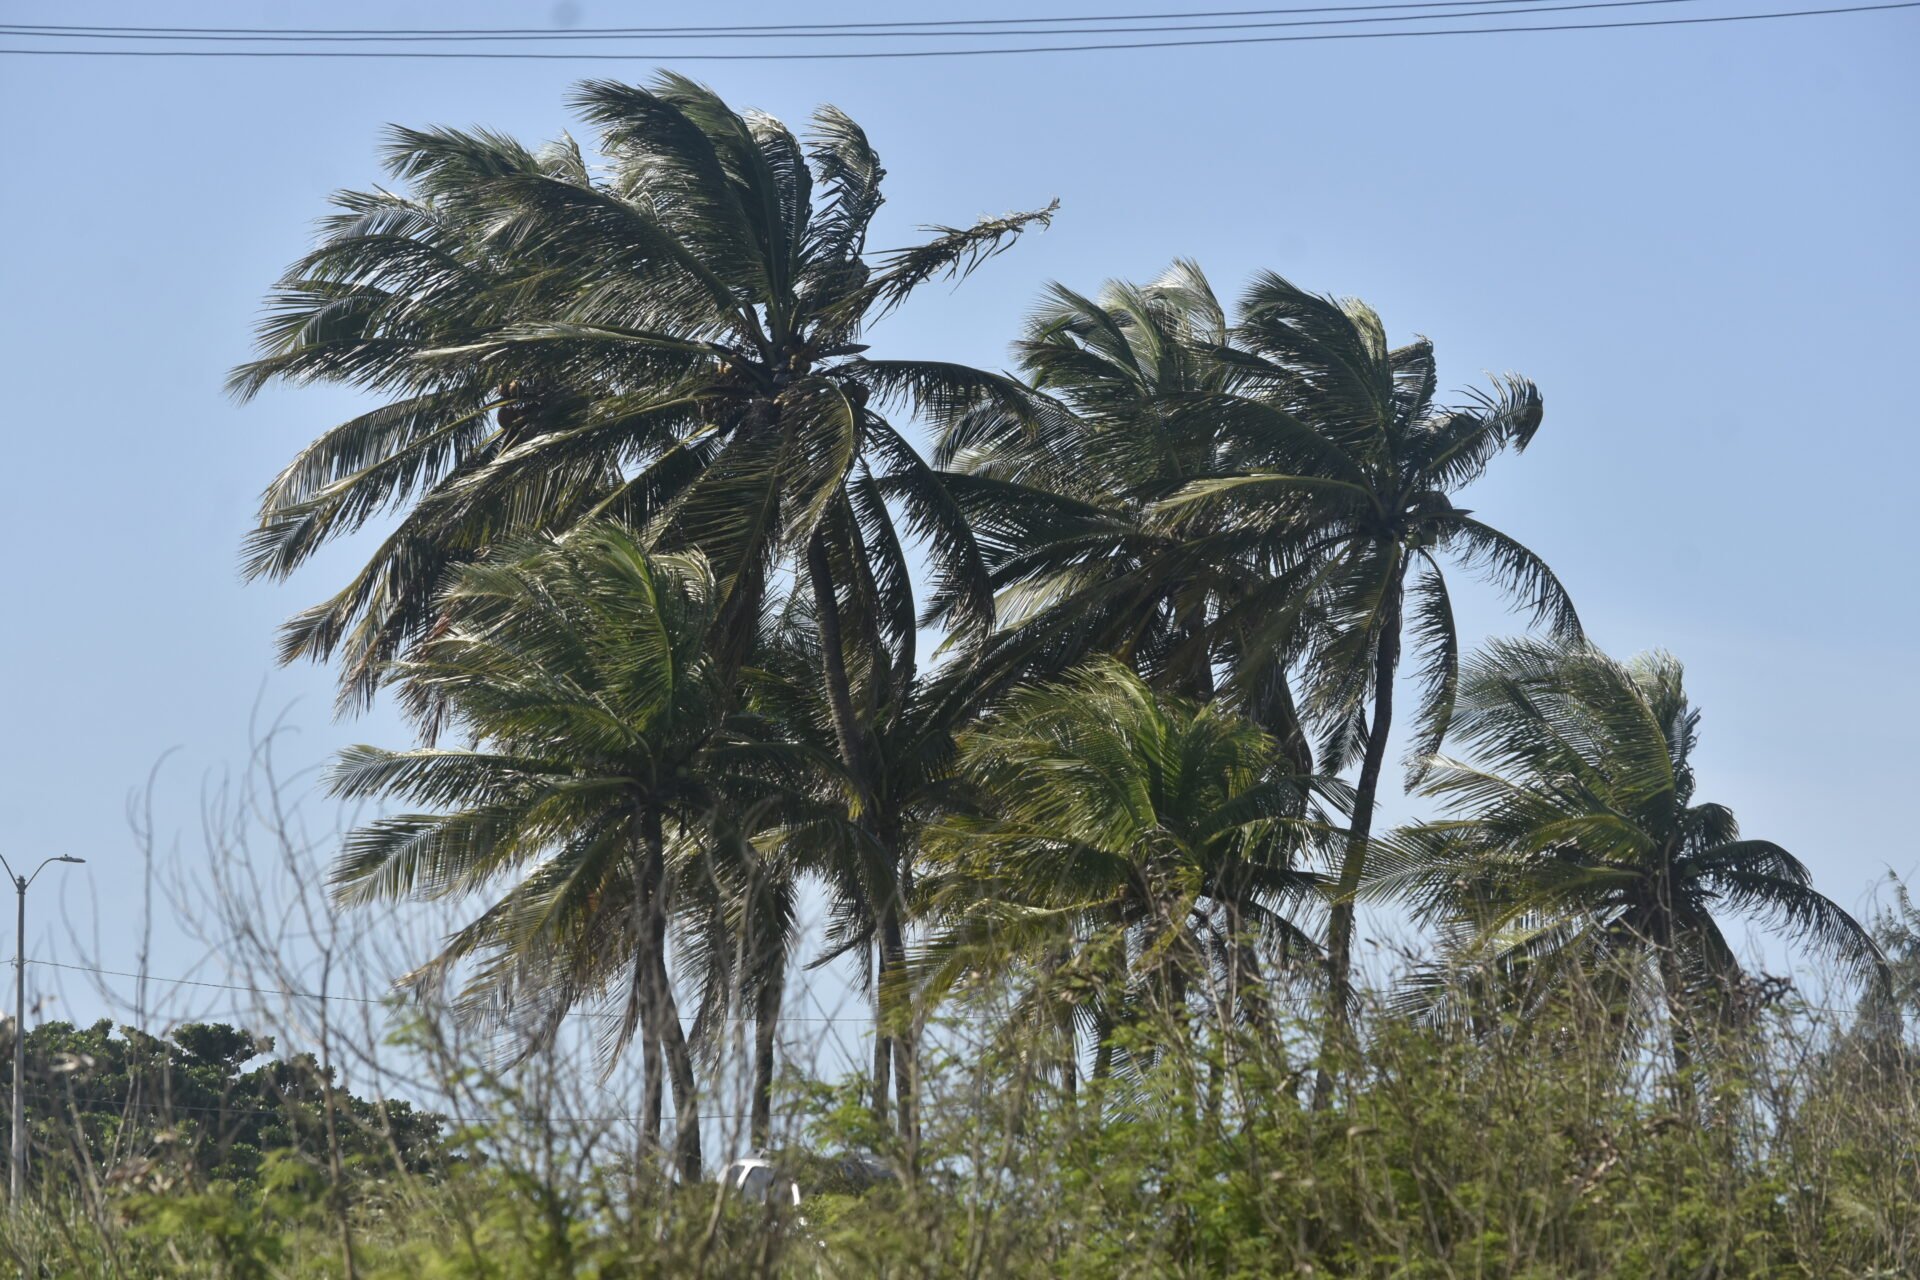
[930,264,1313,769]
[933,265,1228,691]
[1376,639,1886,1068]
[326,522,795,1178]
[921,660,1324,1084]
[2,1019,444,1190]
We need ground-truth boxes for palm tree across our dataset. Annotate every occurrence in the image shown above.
[741,592,985,1143]
[233,69,1046,787]
[1163,274,1583,1055]
[921,659,1324,1085]
[933,264,1297,732]
[672,793,803,1152]
[326,522,791,1179]
[237,74,1049,1129]
[1374,638,1886,1072]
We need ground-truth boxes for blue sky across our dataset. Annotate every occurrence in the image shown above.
[1,1,1916,1023]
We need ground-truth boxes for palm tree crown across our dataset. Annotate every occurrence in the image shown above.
[326,522,787,1177]
[1378,638,1885,1040]
[1162,274,1584,1040]
[922,659,1326,1080]
[236,74,1051,705]
[933,263,1250,704]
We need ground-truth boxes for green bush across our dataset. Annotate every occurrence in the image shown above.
[4,995,1914,1278]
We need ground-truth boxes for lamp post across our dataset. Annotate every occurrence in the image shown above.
[1,854,84,1213]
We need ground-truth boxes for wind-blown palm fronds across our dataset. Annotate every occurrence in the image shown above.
[921,659,1328,1087]
[326,522,798,1178]
[1160,274,1582,1044]
[237,74,1052,717]
[1373,639,1886,1067]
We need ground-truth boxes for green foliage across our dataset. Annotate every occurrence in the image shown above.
[234,74,1048,708]
[1377,639,1888,1038]
[1,1018,445,1193]
[327,523,807,1177]
[7,992,1916,1277]
[921,659,1326,1072]
[207,75,1907,1280]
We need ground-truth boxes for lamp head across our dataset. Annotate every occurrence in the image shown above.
[57,856,84,865]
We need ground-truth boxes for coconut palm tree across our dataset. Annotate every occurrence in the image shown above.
[326,522,794,1179]
[921,660,1325,1085]
[930,262,1317,781]
[1163,274,1583,1054]
[1373,638,1886,1072]
[671,793,804,1152]
[233,71,1048,781]
[238,75,1049,1132]
[740,592,987,1143]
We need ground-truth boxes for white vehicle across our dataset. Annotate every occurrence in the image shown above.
[720,1155,802,1207]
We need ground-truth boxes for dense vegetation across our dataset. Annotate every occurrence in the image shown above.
[1,1019,447,1188]
[7,76,1912,1276]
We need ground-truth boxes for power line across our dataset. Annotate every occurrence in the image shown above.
[0,3,1627,37]
[26,958,875,1026]
[18,1097,794,1128]
[0,3,1913,59]
[0,1,1708,43]
[26,957,1874,1017]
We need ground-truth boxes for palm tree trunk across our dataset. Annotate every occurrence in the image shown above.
[654,978,702,1181]
[750,960,783,1150]
[869,1001,893,1125]
[637,808,701,1180]
[807,529,912,1138]
[1174,589,1216,702]
[1649,890,1695,1110]
[639,1033,664,1161]
[882,911,918,1147]
[1316,576,1403,1110]
[805,529,877,805]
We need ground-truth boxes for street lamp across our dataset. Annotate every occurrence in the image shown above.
[1,854,84,1213]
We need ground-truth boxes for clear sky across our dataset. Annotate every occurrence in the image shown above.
[1,1,1916,1024]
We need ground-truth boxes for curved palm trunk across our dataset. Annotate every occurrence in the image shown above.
[639,1030,664,1162]
[637,809,701,1180]
[1315,578,1403,1110]
[806,530,920,1140]
[750,956,783,1149]
[1649,883,1696,1111]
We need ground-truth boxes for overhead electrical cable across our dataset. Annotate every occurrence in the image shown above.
[0,3,1911,58]
[0,0,1713,43]
[0,2,1654,37]
[24,957,894,1025]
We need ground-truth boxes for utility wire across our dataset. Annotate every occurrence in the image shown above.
[0,0,1711,42]
[14,1091,800,1126]
[0,3,1913,58]
[0,2,1637,37]
[24,957,1873,1017]
[26,958,878,1026]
